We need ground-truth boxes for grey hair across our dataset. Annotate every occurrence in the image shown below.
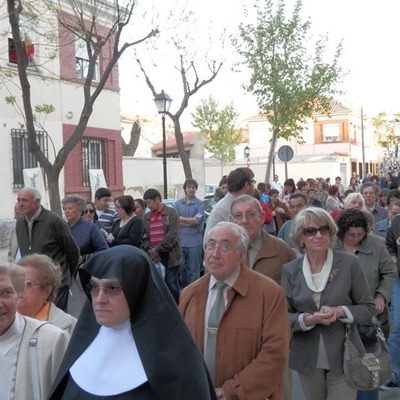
[230,194,263,214]
[0,261,26,294]
[62,194,87,213]
[343,192,366,210]
[22,187,42,201]
[291,207,337,251]
[31,188,42,200]
[204,221,250,252]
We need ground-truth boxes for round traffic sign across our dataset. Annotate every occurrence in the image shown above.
[277,145,294,162]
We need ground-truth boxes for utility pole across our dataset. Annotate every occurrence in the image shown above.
[361,108,366,178]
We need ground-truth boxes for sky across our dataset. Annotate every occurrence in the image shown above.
[119,0,400,129]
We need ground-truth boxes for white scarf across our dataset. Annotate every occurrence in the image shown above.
[70,320,147,395]
[302,248,333,293]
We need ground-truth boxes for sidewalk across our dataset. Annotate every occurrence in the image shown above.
[379,388,400,399]
[293,371,400,399]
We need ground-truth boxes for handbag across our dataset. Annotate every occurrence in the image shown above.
[343,317,391,390]
[358,307,390,347]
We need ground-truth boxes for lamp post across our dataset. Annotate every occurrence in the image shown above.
[154,90,172,199]
[244,145,251,168]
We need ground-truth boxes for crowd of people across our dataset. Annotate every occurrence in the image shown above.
[1,167,400,400]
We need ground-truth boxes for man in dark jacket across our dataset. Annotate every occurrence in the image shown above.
[16,187,80,311]
[384,215,400,390]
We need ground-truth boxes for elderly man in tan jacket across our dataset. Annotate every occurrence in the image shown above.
[180,222,290,400]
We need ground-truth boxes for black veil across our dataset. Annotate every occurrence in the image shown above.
[49,245,216,400]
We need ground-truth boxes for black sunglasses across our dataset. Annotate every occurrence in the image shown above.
[303,225,331,237]
[84,209,95,214]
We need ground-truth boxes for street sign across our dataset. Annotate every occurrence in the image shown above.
[277,145,294,162]
[277,145,294,180]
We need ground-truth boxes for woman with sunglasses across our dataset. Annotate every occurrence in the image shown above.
[281,207,375,400]
[332,208,397,400]
[83,201,109,238]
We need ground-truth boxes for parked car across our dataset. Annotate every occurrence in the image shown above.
[203,197,216,221]
[162,199,177,209]
[205,184,218,198]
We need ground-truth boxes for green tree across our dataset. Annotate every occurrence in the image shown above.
[234,0,344,182]
[6,0,157,214]
[192,96,241,163]
[372,111,400,154]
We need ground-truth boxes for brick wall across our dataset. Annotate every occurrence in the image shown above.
[63,124,124,200]
[58,11,119,92]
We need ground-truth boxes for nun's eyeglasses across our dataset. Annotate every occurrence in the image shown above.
[85,283,123,297]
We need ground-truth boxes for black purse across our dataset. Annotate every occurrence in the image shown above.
[343,317,391,390]
[358,308,390,347]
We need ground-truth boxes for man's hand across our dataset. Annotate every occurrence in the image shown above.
[106,233,115,244]
[374,297,385,315]
[148,247,161,262]
[215,388,226,400]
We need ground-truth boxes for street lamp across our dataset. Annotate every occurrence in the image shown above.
[244,145,251,168]
[154,90,172,199]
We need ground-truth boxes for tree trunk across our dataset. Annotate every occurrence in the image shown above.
[45,167,62,216]
[122,120,141,156]
[264,125,279,183]
[172,115,192,179]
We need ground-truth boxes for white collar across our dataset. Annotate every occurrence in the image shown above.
[208,267,240,292]
[70,320,147,395]
[302,249,333,293]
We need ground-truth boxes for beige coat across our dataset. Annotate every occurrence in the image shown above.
[15,315,70,400]
[48,302,77,335]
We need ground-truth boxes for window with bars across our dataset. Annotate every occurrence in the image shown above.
[82,137,106,186]
[11,129,48,188]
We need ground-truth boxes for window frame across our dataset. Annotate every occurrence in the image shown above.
[321,123,342,143]
[81,136,107,187]
[11,129,48,188]
[75,36,100,82]
[8,14,36,67]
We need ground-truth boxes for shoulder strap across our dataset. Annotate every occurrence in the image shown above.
[29,321,50,400]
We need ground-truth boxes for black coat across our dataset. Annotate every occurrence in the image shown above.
[48,245,217,400]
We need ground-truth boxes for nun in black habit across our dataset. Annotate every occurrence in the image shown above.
[48,245,217,400]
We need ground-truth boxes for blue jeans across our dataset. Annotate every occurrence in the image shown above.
[164,265,181,304]
[388,278,400,384]
[356,346,378,400]
[179,245,203,287]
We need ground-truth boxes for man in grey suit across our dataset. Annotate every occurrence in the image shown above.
[373,200,400,238]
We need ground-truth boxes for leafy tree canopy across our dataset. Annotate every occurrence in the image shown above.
[234,0,344,181]
[192,96,241,163]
